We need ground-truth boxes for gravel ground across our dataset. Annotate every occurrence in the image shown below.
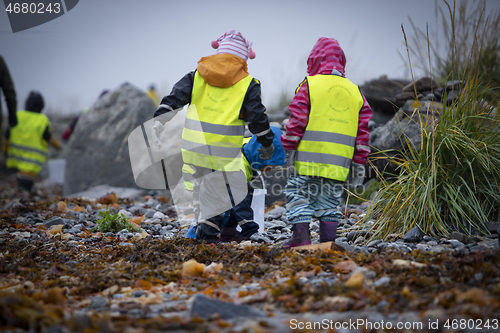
[1,177,499,333]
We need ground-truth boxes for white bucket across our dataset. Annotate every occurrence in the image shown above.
[48,158,66,184]
[251,188,267,233]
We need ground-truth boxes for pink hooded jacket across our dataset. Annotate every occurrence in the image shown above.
[281,37,372,165]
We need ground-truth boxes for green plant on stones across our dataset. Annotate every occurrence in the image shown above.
[365,80,500,239]
[94,206,140,233]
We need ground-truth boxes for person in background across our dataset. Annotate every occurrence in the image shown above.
[146,84,159,105]
[280,37,372,249]
[0,55,17,134]
[152,30,275,243]
[3,91,61,191]
[61,108,87,142]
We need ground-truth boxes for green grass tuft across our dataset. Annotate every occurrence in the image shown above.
[365,0,500,239]
[94,206,141,233]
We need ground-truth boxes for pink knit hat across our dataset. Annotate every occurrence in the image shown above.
[211,30,256,61]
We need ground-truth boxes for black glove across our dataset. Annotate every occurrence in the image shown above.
[257,143,274,160]
[8,113,17,127]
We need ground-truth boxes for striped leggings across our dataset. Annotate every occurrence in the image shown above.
[284,174,343,224]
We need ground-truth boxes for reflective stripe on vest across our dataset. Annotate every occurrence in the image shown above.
[182,147,253,191]
[242,136,252,182]
[182,164,195,191]
[294,75,363,181]
[182,155,253,192]
[6,110,49,174]
[181,71,251,172]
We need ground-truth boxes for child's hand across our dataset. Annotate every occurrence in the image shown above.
[258,143,274,160]
[152,120,164,149]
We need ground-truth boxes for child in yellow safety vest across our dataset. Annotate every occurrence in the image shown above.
[152,30,275,243]
[3,91,61,191]
[280,37,373,249]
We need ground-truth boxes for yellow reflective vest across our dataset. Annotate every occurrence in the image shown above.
[6,110,50,175]
[182,137,253,191]
[181,71,252,173]
[294,75,363,181]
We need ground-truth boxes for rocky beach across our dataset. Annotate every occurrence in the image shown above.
[1,175,499,332]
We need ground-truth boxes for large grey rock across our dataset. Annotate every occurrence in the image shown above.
[359,77,410,115]
[371,99,442,151]
[63,83,156,195]
[402,77,438,93]
[396,77,438,103]
[368,99,442,178]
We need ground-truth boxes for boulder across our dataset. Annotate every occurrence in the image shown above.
[359,77,411,116]
[369,99,443,178]
[63,83,156,195]
[397,77,449,105]
[130,107,185,191]
[402,77,438,93]
[370,99,442,151]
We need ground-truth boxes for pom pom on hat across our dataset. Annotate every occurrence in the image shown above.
[211,30,255,61]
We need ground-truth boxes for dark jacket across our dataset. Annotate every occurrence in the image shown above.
[0,56,17,128]
[154,54,274,147]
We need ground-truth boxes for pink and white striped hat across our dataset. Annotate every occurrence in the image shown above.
[211,30,256,61]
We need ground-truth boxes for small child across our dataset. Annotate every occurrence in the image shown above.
[152,30,275,243]
[281,37,373,248]
[185,126,286,242]
[3,91,61,191]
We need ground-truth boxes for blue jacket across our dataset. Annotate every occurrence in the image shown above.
[243,126,286,172]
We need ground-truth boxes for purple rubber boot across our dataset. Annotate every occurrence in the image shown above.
[282,223,311,249]
[319,221,338,243]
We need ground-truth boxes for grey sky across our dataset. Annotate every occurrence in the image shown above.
[1,0,499,115]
